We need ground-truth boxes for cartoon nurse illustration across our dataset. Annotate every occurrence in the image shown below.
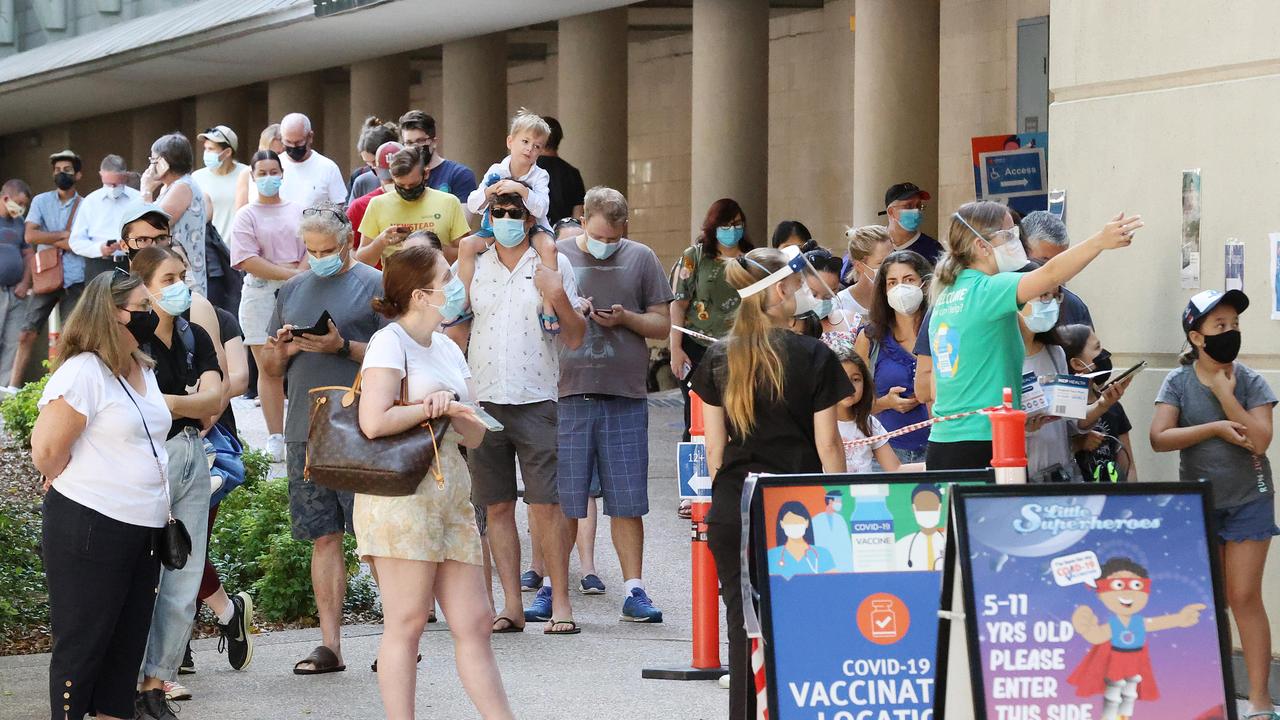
[1067,557,1207,720]
[767,501,836,580]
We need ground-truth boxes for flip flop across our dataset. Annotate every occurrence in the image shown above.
[678,499,693,520]
[545,619,581,635]
[539,313,561,336]
[293,645,345,675]
[370,654,421,672]
[492,616,524,634]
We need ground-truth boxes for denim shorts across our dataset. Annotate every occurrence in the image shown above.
[1213,494,1280,543]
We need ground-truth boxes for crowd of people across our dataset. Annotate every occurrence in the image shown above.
[5,102,1275,720]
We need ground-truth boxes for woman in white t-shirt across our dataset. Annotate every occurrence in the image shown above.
[836,224,893,325]
[31,270,172,720]
[355,244,513,720]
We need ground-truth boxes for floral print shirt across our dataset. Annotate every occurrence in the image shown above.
[672,245,740,345]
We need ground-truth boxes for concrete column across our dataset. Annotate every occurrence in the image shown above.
[852,0,940,235]
[130,101,183,174]
[348,55,411,171]
[267,72,325,150]
[321,78,351,166]
[194,87,250,161]
[557,8,628,193]
[443,33,508,183]
[690,0,769,236]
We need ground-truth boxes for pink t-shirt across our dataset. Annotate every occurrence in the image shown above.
[229,201,305,269]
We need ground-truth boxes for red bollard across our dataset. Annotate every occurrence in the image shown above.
[988,387,1028,484]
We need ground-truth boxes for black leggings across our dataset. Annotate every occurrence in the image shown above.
[925,440,994,470]
[43,488,160,720]
[707,519,757,720]
[679,335,710,442]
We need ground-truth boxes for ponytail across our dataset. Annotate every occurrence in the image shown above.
[722,249,789,436]
[930,200,1009,303]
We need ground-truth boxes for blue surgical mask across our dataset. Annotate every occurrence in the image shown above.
[897,208,922,232]
[1025,298,1060,333]
[308,252,344,277]
[203,150,222,170]
[586,235,619,260]
[429,277,467,322]
[152,280,192,315]
[256,175,282,198]
[813,297,835,320]
[716,225,744,248]
[492,218,527,248]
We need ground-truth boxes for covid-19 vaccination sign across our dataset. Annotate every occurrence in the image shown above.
[950,484,1235,720]
[751,471,992,720]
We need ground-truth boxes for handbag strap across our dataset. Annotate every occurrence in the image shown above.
[63,196,82,233]
[116,375,174,522]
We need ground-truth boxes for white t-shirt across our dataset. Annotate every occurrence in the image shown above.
[839,415,888,473]
[362,322,472,403]
[279,150,347,208]
[39,353,171,528]
[192,162,249,241]
[836,287,869,325]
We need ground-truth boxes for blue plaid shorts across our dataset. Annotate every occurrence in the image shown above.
[557,395,649,519]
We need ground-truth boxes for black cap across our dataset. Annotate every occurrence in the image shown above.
[877,182,932,215]
[1182,289,1249,332]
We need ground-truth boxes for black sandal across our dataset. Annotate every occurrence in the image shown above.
[492,616,524,634]
[545,619,581,635]
[293,645,346,675]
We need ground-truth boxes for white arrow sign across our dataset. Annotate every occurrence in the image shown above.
[688,474,712,494]
[1001,178,1029,188]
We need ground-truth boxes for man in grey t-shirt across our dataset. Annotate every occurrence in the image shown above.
[556,186,672,622]
[262,204,384,673]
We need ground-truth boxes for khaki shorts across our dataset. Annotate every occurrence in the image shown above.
[238,275,284,345]
[467,401,559,507]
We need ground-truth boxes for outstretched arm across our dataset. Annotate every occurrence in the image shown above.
[1145,603,1206,632]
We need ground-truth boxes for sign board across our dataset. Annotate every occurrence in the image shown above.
[947,483,1235,720]
[750,470,993,720]
[980,148,1047,199]
[676,441,712,500]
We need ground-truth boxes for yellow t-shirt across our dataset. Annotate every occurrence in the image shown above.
[358,187,471,259]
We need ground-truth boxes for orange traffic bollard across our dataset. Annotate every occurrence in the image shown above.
[988,387,1028,484]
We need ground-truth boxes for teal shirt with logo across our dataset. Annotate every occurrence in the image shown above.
[927,269,1024,442]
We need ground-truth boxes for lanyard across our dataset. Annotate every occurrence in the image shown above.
[116,375,173,521]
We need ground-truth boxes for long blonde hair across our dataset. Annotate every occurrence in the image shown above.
[930,200,1008,302]
[722,248,789,435]
[56,271,155,376]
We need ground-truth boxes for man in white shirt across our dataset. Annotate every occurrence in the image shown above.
[464,190,585,634]
[68,154,141,282]
[192,124,249,239]
[278,113,347,209]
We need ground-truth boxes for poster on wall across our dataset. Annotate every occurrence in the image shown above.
[1269,233,1280,320]
[971,132,1049,218]
[1224,240,1244,292]
[1181,170,1202,289]
[751,470,993,720]
[952,483,1235,720]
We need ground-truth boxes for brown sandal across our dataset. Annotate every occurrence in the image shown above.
[492,616,524,634]
[293,645,345,675]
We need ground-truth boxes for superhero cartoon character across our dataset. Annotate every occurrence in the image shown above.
[1066,557,1206,720]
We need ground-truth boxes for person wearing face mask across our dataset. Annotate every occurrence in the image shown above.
[924,201,1142,470]
[0,179,33,392]
[811,491,853,572]
[140,133,209,297]
[800,248,858,348]
[277,113,347,208]
[261,202,387,676]
[128,247,225,719]
[347,141,402,254]
[854,249,934,465]
[1151,289,1277,720]
[191,125,249,242]
[347,116,400,204]
[894,484,946,571]
[836,224,892,323]
[875,182,942,263]
[766,503,836,581]
[554,187,672,621]
[690,247,850,719]
[356,146,470,266]
[399,109,478,206]
[68,155,142,283]
[30,271,172,720]
[1058,324,1136,482]
[356,244,514,720]
[228,149,305,463]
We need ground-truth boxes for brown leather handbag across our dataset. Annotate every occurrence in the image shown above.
[304,369,449,496]
[29,196,80,295]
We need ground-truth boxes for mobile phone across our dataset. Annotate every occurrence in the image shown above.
[1099,361,1147,391]
[593,308,615,315]
[290,310,333,337]
[462,402,505,432]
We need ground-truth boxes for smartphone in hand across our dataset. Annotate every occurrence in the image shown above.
[290,310,334,337]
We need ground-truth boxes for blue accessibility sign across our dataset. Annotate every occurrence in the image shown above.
[979,148,1046,199]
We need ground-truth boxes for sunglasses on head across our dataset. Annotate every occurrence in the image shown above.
[302,207,350,225]
[490,206,526,220]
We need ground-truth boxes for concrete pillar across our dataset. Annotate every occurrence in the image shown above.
[443,33,508,183]
[194,87,250,162]
[348,55,411,171]
[852,0,940,235]
[557,8,628,193]
[130,101,183,175]
[321,78,351,167]
[690,0,769,237]
[267,72,325,151]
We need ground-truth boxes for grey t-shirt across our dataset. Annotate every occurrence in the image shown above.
[268,262,387,442]
[1024,344,1083,482]
[1155,363,1277,508]
[0,216,28,288]
[557,237,674,399]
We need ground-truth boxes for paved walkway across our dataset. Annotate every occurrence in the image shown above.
[0,392,728,719]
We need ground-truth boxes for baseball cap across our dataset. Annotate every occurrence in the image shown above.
[48,149,80,164]
[118,199,170,237]
[1182,288,1249,332]
[375,141,404,170]
[197,125,239,151]
[877,182,932,215]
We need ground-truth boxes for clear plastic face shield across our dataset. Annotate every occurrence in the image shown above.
[736,246,840,320]
[953,211,1026,272]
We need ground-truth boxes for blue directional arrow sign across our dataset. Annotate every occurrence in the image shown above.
[677,442,713,500]
[979,147,1046,199]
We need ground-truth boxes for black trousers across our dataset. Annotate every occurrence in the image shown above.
[707,518,757,720]
[43,488,161,720]
[679,335,710,442]
[925,440,994,470]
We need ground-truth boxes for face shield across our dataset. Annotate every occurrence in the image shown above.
[737,246,840,319]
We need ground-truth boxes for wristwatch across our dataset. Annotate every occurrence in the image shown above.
[337,337,350,358]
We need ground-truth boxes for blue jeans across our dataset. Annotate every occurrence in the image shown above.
[141,428,211,681]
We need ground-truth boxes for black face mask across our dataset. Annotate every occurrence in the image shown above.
[394,182,427,202]
[125,310,159,344]
[421,145,434,166]
[1089,349,1113,384]
[54,172,76,191]
[284,144,308,162]
[1201,330,1242,364]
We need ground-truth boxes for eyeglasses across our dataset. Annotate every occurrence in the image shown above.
[302,207,351,225]
[124,234,173,247]
[490,207,526,220]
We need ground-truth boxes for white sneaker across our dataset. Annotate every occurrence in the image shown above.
[0,385,18,397]
[266,433,285,463]
[210,472,224,495]
[718,673,730,689]
[163,680,192,701]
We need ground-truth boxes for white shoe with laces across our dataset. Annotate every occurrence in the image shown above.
[718,673,730,689]
[266,433,285,463]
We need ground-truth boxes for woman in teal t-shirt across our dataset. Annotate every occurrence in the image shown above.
[924,201,1142,470]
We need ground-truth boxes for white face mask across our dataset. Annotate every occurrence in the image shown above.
[830,500,843,513]
[887,283,924,315]
[914,510,941,529]
[991,237,1028,273]
[792,285,817,317]
[782,523,807,540]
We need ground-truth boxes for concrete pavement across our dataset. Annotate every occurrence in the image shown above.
[0,391,729,719]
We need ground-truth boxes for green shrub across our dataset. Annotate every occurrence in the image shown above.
[0,374,50,448]
[0,501,46,636]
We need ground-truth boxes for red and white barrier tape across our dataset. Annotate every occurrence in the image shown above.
[841,405,1001,449]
